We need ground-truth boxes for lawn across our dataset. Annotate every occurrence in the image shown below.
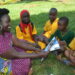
[0,1,75,75]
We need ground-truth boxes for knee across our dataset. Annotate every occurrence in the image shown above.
[64,50,70,58]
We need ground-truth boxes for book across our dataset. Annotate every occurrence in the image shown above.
[44,37,60,52]
[41,37,60,62]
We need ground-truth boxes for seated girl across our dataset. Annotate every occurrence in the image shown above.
[0,8,49,75]
[48,17,74,62]
[16,10,40,49]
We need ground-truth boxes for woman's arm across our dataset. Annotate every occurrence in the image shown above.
[12,35,41,52]
[0,48,48,59]
[32,34,39,42]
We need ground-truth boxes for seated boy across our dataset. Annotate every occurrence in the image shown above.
[38,8,59,49]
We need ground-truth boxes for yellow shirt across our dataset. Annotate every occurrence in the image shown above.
[69,38,75,50]
[16,25,37,43]
[43,18,59,38]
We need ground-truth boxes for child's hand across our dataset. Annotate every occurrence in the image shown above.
[59,41,67,46]
[33,35,40,41]
[43,37,49,45]
[38,35,49,43]
[34,43,41,49]
[38,35,44,41]
[59,41,67,51]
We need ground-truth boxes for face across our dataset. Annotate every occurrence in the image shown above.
[0,15,11,32]
[49,11,57,22]
[58,20,67,31]
[21,12,30,24]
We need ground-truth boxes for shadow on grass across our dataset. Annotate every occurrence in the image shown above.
[11,10,75,34]
[14,0,55,5]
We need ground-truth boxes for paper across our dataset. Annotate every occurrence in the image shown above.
[44,37,60,52]
[41,37,60,62]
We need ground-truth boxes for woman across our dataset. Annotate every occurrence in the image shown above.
[0,8,49,75]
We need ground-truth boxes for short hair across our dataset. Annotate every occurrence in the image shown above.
[0,8,9,21]
[50,8,57,13]
[59,16,69,25]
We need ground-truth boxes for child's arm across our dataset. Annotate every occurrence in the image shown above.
[12,35,42,52]
[19,39,39,47]
[32,34,41,48]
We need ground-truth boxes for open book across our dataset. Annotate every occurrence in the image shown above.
[41,37,60,62]
[44,37,60,52]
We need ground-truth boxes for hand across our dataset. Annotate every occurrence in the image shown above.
[37,35,44,41]
[59,41,67,46]
[43,37,49,45]
[59,41,67,51]
[34,43,41,49]
[33,35,40,41]
[38,51,49,57]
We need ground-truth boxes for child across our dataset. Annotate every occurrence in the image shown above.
[38,8,59,49]
[16,10,39,47]
[48,17,74,62]
[0,8,49,75]
[43,8,59,38]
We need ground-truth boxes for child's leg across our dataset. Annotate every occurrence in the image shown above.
[65,50,75,66]
[28,68,33,75]
[64,50,70,58]
[69,53,75,65]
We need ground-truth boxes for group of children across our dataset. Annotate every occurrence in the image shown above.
[0,8,75,75]
[16,8,75,65]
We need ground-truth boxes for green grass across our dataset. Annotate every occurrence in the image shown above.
[0,1,75,75]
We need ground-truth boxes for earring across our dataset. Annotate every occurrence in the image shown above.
[0,26,2,30]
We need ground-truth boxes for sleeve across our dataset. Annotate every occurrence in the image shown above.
[43,31,52,38]
[44,21,49,31]
[69,38,75,50]
[51,23,58,34]
[43,20,52,38]
[48,30,58,42]
[32,25,37,35]
[16,26,24,39]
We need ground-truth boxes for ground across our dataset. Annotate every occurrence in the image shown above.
[0,0,75,75]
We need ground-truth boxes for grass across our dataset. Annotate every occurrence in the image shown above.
[0,1,75,75]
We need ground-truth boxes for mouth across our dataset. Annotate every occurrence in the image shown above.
[7,26,11,32]
[8,26,11,29]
